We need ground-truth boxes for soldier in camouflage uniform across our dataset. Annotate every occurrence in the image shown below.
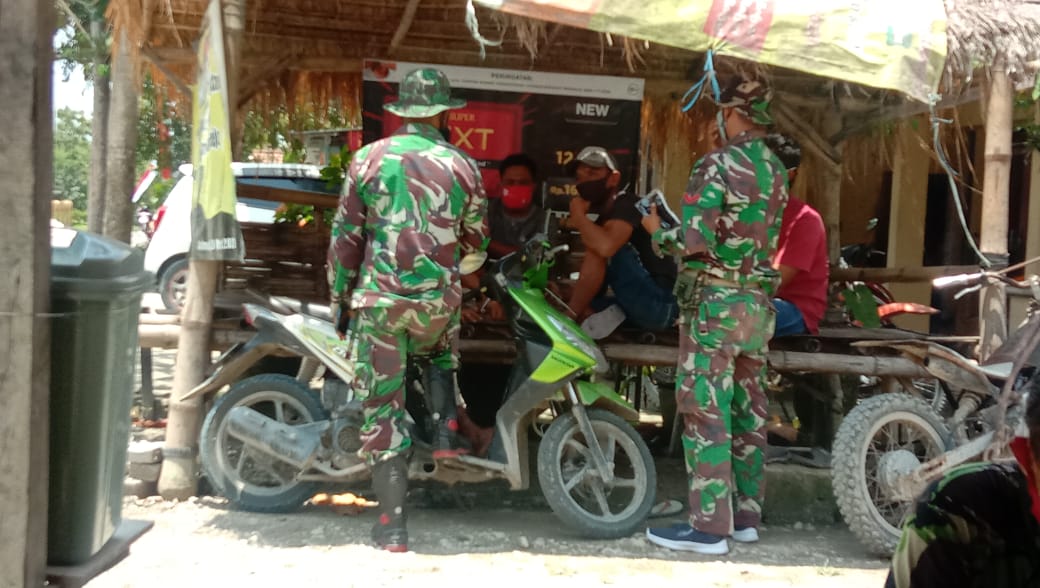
[327,67,488,552]
[885,388,1040,587]
[642,77,788,555]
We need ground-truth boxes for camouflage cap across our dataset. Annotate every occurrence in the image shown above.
[711,77,774,126]
[385,68,466,118]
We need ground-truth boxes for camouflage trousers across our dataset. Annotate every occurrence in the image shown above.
[676,285,774,536]
[350,301,459,465]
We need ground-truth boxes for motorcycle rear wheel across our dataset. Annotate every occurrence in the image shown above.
[200,374,328,513]
[537,408,656,539]
[832,393,953,556]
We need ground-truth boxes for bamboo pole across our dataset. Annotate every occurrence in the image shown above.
[143,325,932,378]
[820,110,844,264]
[159,0,247,501]
[978,69,1013,361]
[830,264,979,283]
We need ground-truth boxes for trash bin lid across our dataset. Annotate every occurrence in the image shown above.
[51,228,150,295]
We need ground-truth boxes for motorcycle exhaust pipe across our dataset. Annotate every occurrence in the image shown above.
[226,406,323,468]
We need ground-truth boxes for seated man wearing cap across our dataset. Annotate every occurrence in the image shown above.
[563,146,678,337]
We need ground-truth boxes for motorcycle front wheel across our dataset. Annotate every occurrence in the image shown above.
[832,393,953,556]
[200,374,328,513]
[537,408,656,539]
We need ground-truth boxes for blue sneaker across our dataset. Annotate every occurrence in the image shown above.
[645,523,729,555]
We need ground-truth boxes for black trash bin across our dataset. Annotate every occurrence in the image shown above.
[47,228,151,566]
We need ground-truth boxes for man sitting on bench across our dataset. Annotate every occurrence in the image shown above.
[562,146,678,338]
[765,134,829,337]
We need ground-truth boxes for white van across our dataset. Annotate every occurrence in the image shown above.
[144,162,336,311]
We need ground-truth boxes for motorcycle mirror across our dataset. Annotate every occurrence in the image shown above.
[459,251,488,276]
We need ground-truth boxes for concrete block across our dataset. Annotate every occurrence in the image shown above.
[128,462,162,483]
[127,440,163,464]
[123,477,158,498]
[762,464,840,526]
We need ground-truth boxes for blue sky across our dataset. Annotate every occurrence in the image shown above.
[54,63,93,114]
[53,29,93,115]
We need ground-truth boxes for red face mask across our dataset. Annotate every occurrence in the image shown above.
[501,184,534,211]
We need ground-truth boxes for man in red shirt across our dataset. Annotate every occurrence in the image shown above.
[765,134,829,336]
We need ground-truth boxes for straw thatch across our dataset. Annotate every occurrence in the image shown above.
[945,0,1040,86]
[109,0,1040,138]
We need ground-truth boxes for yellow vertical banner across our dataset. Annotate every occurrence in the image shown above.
[190,0,244,261]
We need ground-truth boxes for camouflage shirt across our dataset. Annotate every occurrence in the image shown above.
[654,131,787,293]
[328,122,488,310]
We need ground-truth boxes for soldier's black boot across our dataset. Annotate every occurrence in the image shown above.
[425,365,470,459]
[370,455,409,552]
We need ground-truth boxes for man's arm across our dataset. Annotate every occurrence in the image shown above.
[327,157,368,305]
[776,264,799,288]
[569,196,633,258]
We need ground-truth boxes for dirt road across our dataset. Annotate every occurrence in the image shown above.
[91,493,889,588]
[119,306,889,587]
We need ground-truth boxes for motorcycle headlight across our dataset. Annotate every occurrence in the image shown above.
[546,315,609,374]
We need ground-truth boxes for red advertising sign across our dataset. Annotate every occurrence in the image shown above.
[363,60,644,202]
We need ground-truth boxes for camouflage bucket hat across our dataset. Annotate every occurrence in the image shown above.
[385,68,466,118]
[711,78,774,126]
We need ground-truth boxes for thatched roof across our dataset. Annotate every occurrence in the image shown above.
[109,0,1040,136]
[945,0,1040,85]
[110,1,876,109]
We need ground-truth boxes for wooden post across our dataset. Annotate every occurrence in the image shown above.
[886,117,932,333]
[158,0,247,501]
[820,110,844,264]
[978,70,1013,361]
[0,0,52,584]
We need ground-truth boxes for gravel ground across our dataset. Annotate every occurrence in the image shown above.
[89,493,889,588]
[113,295,890,587]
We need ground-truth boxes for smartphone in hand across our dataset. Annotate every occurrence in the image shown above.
[636,189,681,229]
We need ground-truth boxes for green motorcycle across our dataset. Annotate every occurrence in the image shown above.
[188,237,656,539]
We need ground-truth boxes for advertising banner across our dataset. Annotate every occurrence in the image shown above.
[475,0,947,103]
[362,60,644,201]
[189,0,244,261]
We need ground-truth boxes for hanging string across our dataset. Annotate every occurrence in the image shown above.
[928,93,990,267]
[680,49,728,142]
[465,0,505,60]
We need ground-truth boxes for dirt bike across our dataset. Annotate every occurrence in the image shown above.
[831,270,1040,555]
[184,238,657,539]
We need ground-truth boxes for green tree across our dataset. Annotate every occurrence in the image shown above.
[137,74,191,176]
[54,0,111,233]
[53,107,92,210]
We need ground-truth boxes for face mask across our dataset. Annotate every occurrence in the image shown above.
[576,177,611,205]
[502,184,534,211]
